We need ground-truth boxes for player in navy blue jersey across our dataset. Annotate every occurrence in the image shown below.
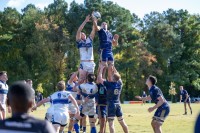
[98,65,128,133]
[136,75,170,133]
[195,114,200,133]
[96,65,107,133]
[92,15,119,82]
[179,86,192,115]
[0,81,56,133]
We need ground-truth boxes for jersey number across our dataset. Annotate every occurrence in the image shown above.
[114,89,119,95]
[90,89,93,94]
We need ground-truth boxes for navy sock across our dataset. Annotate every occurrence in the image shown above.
[83,127,86,132]
[74,123,79,133]
[91,127,97,133]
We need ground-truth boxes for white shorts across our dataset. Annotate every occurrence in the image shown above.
[68,103,77,114]
[82,102,96,116]
[45,112,53,122]
[80,62,95,73]
[52,111,69,126]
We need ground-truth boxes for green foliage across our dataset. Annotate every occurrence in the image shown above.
[1,1,200,98]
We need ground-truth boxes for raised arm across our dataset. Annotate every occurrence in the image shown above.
[92,14,101,31]
[89,24,96,40]
[68,71,78,84]
[98,64,106,85]
[76,15,91,41]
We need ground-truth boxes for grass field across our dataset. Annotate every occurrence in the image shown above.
[30,103,200,133]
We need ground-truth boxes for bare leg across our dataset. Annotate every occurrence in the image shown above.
[154,121,162,133]
[68,114,75,132]
[151,120,156,133]
[107,61,114,81]
[187,102,192,114]
[78,69,87,85]
[108,118,115,133]
[53,124,61,133]
[118,117,128,133]
[184,102,187,114]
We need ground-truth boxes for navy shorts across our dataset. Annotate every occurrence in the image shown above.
[100,50,114,62]
[98,105,107,118]
[107,102,122,118]
[182,98,190,103]
[153,106,170,123]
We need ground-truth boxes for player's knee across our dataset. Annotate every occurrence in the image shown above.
[108,61,114,67]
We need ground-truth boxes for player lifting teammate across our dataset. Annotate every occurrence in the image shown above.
[98,65,129,133]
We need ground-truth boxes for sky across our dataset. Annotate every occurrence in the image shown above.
[0,0,199,18]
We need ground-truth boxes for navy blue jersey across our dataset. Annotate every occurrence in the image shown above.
[0,114,55,133]
[98,29,113,51]
[103,80,122,103]
[149,85,168,108]
[96,84,107,105]
[180,89,189,100]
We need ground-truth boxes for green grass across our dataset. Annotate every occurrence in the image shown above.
[29,103,200,133]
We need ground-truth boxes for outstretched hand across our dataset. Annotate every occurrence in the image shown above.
[85,15,91,22]
[135,96,142,100]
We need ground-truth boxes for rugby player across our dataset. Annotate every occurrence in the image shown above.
[179,86,192,115]
[98,65,128,133]
[0,71,9,120]
[0,81,55,133]
[136,75,170,133]
[32,81,80,133]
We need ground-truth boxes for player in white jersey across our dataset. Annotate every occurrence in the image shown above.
[0,71,8,120]
[32,81,80,133]
[78,74,98,133]
[66,71,80,133]
[76,15,96,84]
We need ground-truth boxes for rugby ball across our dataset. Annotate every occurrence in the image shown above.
[93,11,101,19]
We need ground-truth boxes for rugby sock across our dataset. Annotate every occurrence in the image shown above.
[91,127,97,133]
[80,125,83,131]
[74,123,79,133]
[68,131,72,133]
[83,127,86,132]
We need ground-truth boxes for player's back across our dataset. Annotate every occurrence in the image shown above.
[50,91,71,112]
[80,82,98,103]
[0,114,55,133]
[77,37,94,60]
[97,83,107,105]
[103,80,122,103]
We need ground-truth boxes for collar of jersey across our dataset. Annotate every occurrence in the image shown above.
[0,80,5,84]
[87,82,94,85]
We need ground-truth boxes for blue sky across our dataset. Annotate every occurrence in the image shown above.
[0,0,199,18]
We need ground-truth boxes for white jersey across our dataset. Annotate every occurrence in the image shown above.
[79,82,98,103]
[77,37,94,61]
[0,81,8,104]
[49,91,71,112]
